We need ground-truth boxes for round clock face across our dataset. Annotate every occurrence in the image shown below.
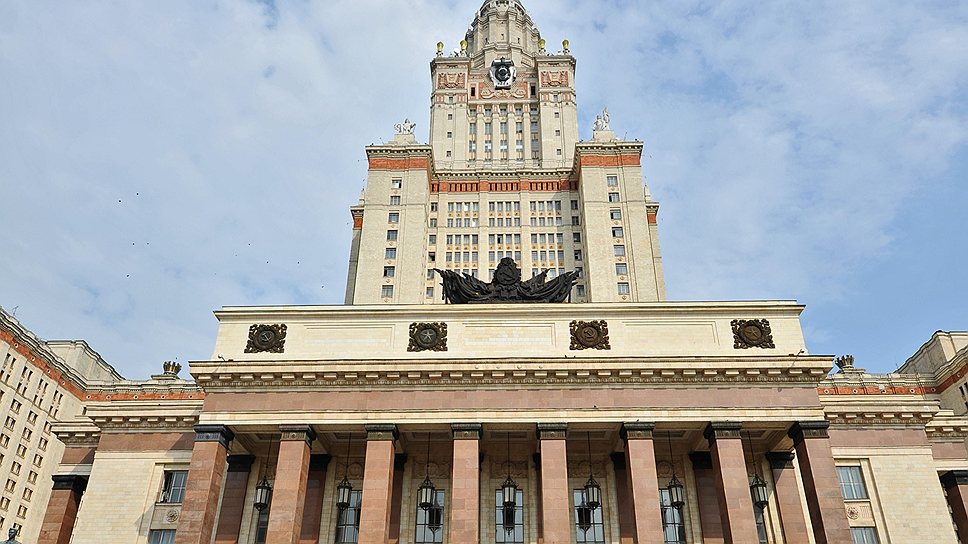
[495,64,511,83]
[254,328,277,349]
[415,326,439,348]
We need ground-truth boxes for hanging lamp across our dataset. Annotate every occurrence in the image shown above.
[502,431,518,533]
[417,432,437,511]
[665,431,685,509]
[745,431,769,509]
[583,431,602,510]
[253,434,275,512]
[335,432,353,511]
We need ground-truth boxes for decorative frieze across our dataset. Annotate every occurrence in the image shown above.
[279,424,317,446]
[536,423,567,440]
[704,421,743,443]
[245,324,287,353]
[731,319,775,349]
[451,423,483,440]
[788,421,830,444]
[620,422,656,440]
[408,322,448,352]
[365,424,399,441]
[193,424,234,448]
[569,320,610,350]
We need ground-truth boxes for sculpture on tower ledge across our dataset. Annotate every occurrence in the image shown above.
[435,257,578,304]
[2,527,20,544]
[593,107,610,131]
[394,118,417,135]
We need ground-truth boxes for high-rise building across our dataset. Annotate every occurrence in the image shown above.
[10,3,968,544]
[345,0,664,305]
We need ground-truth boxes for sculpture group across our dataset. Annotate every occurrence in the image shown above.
[435,258,578,304]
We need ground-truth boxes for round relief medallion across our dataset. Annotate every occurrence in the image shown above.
[577,323,603,347]
[166,509,180,523]
[846,506,860,520]
[739,322,766,345]
[253,326,277,350]
[414,326,440,349]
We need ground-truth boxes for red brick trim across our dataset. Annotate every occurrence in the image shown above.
[578,154,641,167]
[367,157,430,170]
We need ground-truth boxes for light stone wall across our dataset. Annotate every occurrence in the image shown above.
[210,301,806,362]
[71,448,192,544]
[834,446,958,543]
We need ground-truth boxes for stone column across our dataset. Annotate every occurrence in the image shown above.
[175,425,234,544]
[765,452,811,544]
[267,425,316,544]
[704,422,759,544]
[621,423,664,544]
[358,424,398,544]
[942,471,968,540]
[537,423,571,544]
[37,474,87,544]
[450,424,482,544]
[689,452,725,544]
[299,455,331,544]
[609,453,635,544]
[788,422,852,544]
[215,455,255,544]
[388,454,408,544]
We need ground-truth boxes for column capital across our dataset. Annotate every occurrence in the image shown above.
[536,423,568,440]
[51,474,88,493]
[942,471,968,489]
[766,451,796,470]
[309,454,332,470]
[193,424,234,448]
[788,421,830,444]
[279,425,317,446]
[394,453,409,470]
[704,421,742,444]
[620,422,656,440]
[365,424,399,441]
[609,451,626,469]
[451,423,483,440]
[226,454,255,473]
[689,451,713,470]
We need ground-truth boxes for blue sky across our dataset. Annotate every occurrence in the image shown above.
[0,0,965,378]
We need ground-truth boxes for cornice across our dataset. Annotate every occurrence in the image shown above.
[822,398,940,426]
[84,400,204,432]
[52,421,102,448]
[926,415,968,441]
[189,356,831,392]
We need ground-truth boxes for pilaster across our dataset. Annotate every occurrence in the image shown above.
[359,424,399,544]
[537,423,570,544]
[704,422,759,544]
[450,423,482,544]
[268,425,317,544]
[175,425,234,544]
[621,422,664,544]
[788,422,852,544]
[765,452,810,544]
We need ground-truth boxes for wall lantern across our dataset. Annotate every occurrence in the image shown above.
[744,431,770,509]
[418,433,436,511]
[665,431,686,509]
[583,432,602,509]
[336,433,353,510]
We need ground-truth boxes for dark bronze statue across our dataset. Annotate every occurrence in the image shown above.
[2,527,20,544]
[435,257,578,303]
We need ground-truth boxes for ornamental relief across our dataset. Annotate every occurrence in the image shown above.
[570,320,611,350]
[411,460,450,479]
[567,460,608,478]
[408,322,448,352]
[540,70,569,87]
[731,319,775,349]
[656,460,683,478]
[488,460,529,479]
[437,72,466,89]
[245,323,287,353]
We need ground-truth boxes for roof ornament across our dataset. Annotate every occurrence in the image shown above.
[435,258,578,304]
[593,107,610,131]
[835,355,855,371]
[162,361,182,376]
[394,118,417,135]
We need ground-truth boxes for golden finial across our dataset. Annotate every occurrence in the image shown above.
[437,41,444,57]
[562,39,569,54]
[539,38,546,52]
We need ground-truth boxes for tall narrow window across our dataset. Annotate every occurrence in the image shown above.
[837,466,869,500]
[148,530,177,544]
[660,488,686,544]
[851,528,879,544]
[573,489,605,544]
[159,471,188,503]
[254,506,270,544]
[414,489,445,543]
[496,488,524,544]
[335,489,363,543]
[754,506,770,544]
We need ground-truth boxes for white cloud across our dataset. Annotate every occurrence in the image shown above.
[0,0,965,376]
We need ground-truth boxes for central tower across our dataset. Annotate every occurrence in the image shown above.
[345,0,666,305]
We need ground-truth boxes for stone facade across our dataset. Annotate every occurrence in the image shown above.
[5,2,966,544]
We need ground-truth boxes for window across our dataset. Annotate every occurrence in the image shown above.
[335,489,363,543]
[391,179,402,189]
[390,196,401,205]
[9,400,20,414]
[426,287,434,299]
[611,227,624,238]
[430,202,438,212]
[575,285,586,297]
[608,193,620,202]
[428,252,436,262]
[148,530,176,544]
[387,230,398,241]
[607,175,618,187]
[383,266,395,278]
[495,488,524,543]
[618,283,630,295]
[614,245,626,256]
[837,466,868,500]
[385,248,397,259]
[414,489,445,543]
[615,263,628,276]
[754,506,770,544]
[447,131,453,138]
[573,489,605,544]
[381,286,394,298]
[388,212,400,223]
[660,488,685,544]
[851,528,879,544]
[571,216,580,226]
[574,250,583,261]
[573,233,581,243]
[610,209,622,220]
